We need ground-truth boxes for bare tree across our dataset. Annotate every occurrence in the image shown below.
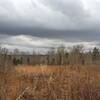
[69,45,84,65]
[92,47,100,64]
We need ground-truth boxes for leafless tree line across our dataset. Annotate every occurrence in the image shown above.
[0,45,100,68]
[46,45,100,65]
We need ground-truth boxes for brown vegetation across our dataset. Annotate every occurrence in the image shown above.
[0,45,100,100]
[0,65,100,100]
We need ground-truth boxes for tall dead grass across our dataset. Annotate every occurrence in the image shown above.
[0,65,100,100]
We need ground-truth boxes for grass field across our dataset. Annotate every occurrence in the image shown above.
[0,65,100,100]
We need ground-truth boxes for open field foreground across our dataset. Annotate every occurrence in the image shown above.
[0,65,100,100]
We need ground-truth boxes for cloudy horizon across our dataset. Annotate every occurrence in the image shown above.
[0,0,100,52]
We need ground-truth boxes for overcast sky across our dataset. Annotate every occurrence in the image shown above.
[0,0,100,52]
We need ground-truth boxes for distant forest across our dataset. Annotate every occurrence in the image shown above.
[0,45,100,69]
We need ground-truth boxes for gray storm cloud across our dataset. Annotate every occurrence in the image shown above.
[0,0,100,30]
[0,0,100,51]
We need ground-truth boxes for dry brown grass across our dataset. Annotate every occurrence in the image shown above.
[0,65,100,100]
